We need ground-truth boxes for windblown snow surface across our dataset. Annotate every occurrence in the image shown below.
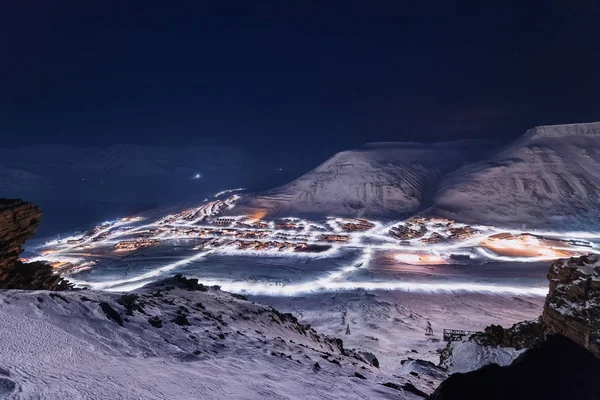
[432,122,600,230]
[0,281,439,400]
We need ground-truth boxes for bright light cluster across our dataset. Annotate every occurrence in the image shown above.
[32,190,600,296]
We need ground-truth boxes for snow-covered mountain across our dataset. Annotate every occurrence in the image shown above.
[0,277,432,399]
[241,122,600,230]
[239,141,485,218]
[431,122,600,229]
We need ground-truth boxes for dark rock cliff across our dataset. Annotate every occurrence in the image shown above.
[429,335,600,400]
[0,199,41,270]
[0,199,71,290]
[433,255,600,399]
[542,255,600,358]
[459,255,600,358]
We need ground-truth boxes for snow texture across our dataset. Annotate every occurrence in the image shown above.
[0,283,430,399]
[440,339,525,374]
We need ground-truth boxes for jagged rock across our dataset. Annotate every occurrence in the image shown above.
[147,316,163,328]
[0,199,41,270]
[99,302,123,326]
[430,335,600,400]
[0,198,71,290]
[359,351,379,368]
[439,255,600,373]
[542,256,600,358]
[476,320,545,350]
[0,261,71,290]
[402,382,428,398]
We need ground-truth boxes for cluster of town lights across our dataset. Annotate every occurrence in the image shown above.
[34,190,600,296]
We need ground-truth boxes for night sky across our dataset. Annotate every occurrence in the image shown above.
[2,1,599,162]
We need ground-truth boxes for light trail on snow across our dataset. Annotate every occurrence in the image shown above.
[33,191,600,297]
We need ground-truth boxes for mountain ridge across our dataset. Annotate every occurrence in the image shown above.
[242,122,600,229]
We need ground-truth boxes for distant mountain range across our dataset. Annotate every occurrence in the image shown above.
[241,122,600,230]
[0,145,248,235]
[0,144,246,198]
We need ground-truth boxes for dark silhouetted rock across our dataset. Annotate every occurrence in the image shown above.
[0,199,71,290]
[430,335,600,400]
[147,316,163,328]
[0,199,41,270]
[99,302,123,326]
[477,320,546,350]
[172,313,191,326]
[402,382,427,397]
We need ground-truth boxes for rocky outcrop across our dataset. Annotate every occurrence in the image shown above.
[542,255,600,358]
[0,198,71,290]
[430,335,600,400]
[434,255,600,397]
[476,320,546,350]
[0,199,41,270]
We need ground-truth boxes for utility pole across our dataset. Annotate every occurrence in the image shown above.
[425,321,433,336]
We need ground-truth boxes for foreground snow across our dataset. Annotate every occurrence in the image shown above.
[0,282,435,399]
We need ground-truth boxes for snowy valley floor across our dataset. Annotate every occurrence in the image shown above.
[253,290,544,373]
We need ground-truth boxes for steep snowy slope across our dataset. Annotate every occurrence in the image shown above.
[0,277,430,399]
[240,142,482,218]
[431,122,600,229]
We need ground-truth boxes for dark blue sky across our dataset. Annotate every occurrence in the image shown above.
[1,1,599,161]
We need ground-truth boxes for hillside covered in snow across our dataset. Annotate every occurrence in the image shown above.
[0,277,433,399]
[238,141,487,219]
[242,122,600,230]
[431,122,600,230]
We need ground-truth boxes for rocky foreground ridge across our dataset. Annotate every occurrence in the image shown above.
[0,199,437,398]
[433,255,600,399]
[468,255,600,357]
[0,198,70,290]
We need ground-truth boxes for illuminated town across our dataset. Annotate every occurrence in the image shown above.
[32,190,600,295]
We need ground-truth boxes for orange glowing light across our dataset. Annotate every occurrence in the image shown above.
[481,233,578,259]
[247,209,267,222]
[394,252,446,265]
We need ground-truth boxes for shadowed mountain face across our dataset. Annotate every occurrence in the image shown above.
[430,335,600,400]
[242,122,600,230]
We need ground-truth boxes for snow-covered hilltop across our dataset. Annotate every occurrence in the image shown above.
[239,141,484,218]
[242,122,600,230]
[432,122,600,229]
